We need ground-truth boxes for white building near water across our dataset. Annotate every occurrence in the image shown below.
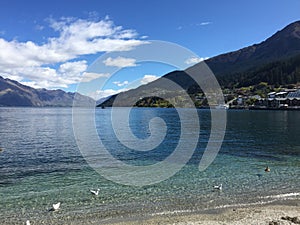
[267,91,288,99]
[267,92,276,98]
[287,89,300,98]
[256,89,300,109]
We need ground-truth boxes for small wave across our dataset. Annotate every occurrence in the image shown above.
[151,209,194,216]
[260,192,300,199]
[150,193,300,216]
[214,199,277,209]
[214,193,300,210]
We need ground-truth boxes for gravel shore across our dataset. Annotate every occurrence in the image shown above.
[107,204,300,225]
[4,202,299,225]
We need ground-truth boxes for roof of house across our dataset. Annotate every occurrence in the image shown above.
[287,90,300,98]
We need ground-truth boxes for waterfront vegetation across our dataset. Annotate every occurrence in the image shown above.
[133,82,300,108]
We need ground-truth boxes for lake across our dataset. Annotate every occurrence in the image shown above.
[0,107,299,224]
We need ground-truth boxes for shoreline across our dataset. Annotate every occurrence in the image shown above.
[1,191,299,225]
[105,201,300,225]
[5,200,298,225]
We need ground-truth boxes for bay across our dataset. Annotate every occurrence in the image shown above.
[0,107,299,224]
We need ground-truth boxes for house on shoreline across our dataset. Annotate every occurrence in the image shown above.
[253,89,300,109]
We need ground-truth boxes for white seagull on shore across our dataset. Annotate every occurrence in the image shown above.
[90,188,100,196]
[213,184,222,190]
[52,202,61,211]
[26,220,31,225]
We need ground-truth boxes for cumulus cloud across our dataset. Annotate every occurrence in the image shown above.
[89,88,127,100]
[185,56,209,65]
[20,81,43,89]
[47,17,143,56]
[81,72,110,82]
[103,56,137,68]
[88,74,159,100]
[140,74,159,85]
[113,80,129,87]
[59,60,87,79]
[0,17,147,89]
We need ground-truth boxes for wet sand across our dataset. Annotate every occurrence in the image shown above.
[108,204,300,225]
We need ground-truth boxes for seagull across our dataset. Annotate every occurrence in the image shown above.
[52,202,61,211]
[26,220,31,225]
[213,184,222,190]
[90,188,100,196]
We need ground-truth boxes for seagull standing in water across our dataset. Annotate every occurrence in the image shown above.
[265,166,270,172]
[52,202,61,211]
[26,220,31,225]
[90,188,100,196]
[213,184,222,190]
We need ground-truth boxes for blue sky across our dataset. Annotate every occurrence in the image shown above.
[0,0,299,98]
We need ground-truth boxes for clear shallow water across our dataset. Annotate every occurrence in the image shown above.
[0,108,299,224]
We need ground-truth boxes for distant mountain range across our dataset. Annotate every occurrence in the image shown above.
[99,20,300,107]
[0,76,94,107]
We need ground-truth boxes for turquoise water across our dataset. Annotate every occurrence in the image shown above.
[0,108,299,224]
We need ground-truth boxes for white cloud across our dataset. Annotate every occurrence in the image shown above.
[103,56,137,68]
[89,74,159,100]
[0,60,108,89]
[81,72,110,82]
[185,56,209,65]
[140,75,159,85]
[198,22,212,26]
[113,80,129,87]
[20,81,44,89]
[0,17,147,89]
[89,88,127,100]
[47,17,145,56]
[59,60,87,78]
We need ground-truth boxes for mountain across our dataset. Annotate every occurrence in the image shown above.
[96,95,115,106]
[98,21,300,107]
[0,76,94,107]
[205,20,300,76]
[160,20,300,89]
